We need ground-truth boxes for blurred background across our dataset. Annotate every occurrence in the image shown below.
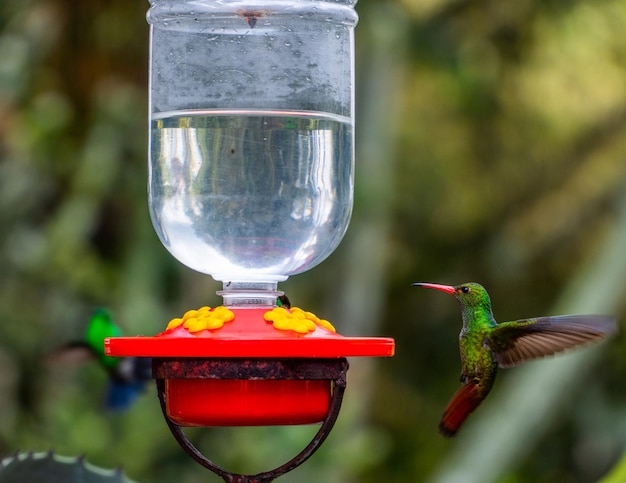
[1,0,626,481]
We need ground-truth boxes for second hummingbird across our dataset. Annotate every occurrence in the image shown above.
[49,309,152,411]
[413,282,617,437]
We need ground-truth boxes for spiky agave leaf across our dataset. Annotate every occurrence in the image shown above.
[0,451,136,483]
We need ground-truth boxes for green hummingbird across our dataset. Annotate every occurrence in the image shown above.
[49,309,151,410]
[413,282,617,437]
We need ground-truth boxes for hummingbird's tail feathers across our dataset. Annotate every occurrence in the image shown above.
[438,381,487,437]
[488,315,617,368]
[105,379,147,411]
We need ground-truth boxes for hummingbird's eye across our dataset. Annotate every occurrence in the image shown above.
[461,286,470,294]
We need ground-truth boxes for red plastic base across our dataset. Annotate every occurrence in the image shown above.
[165,379,332,426]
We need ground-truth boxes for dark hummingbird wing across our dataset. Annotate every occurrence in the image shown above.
[486,315,617,369]
[46,342,98,365]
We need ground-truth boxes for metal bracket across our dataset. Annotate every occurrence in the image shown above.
[154,358,349,482]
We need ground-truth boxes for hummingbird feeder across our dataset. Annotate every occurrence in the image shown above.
[106,0,395,481]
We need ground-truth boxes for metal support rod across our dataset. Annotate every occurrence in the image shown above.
[154,358,349,482]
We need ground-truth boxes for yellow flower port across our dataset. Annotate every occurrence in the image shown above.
[166,306,235,333]
[263,306,336,334]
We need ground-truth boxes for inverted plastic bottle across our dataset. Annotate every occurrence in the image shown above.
[147,0,357,303]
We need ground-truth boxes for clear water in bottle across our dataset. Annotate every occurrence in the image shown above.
[149,109,353,282]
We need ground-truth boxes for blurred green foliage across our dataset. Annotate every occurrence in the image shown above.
[1,0,626,482]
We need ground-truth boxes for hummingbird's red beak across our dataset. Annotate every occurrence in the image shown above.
[412,283,456,294]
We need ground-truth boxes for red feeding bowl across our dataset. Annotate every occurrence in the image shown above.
[164,379,331,426]
[106,307,394,426]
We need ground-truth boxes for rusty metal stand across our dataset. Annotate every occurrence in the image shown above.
[154,358,349,482]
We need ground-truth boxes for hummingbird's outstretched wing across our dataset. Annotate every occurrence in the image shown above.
[46,341,99,365]
[486,315,617,368]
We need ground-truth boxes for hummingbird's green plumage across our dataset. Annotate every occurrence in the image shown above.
[84,308,121,369]
[413,282,617,437]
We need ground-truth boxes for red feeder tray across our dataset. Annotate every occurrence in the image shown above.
[164,379,330,426]
[105,307,394,427]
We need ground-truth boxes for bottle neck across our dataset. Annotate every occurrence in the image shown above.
[217,281,282,308]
